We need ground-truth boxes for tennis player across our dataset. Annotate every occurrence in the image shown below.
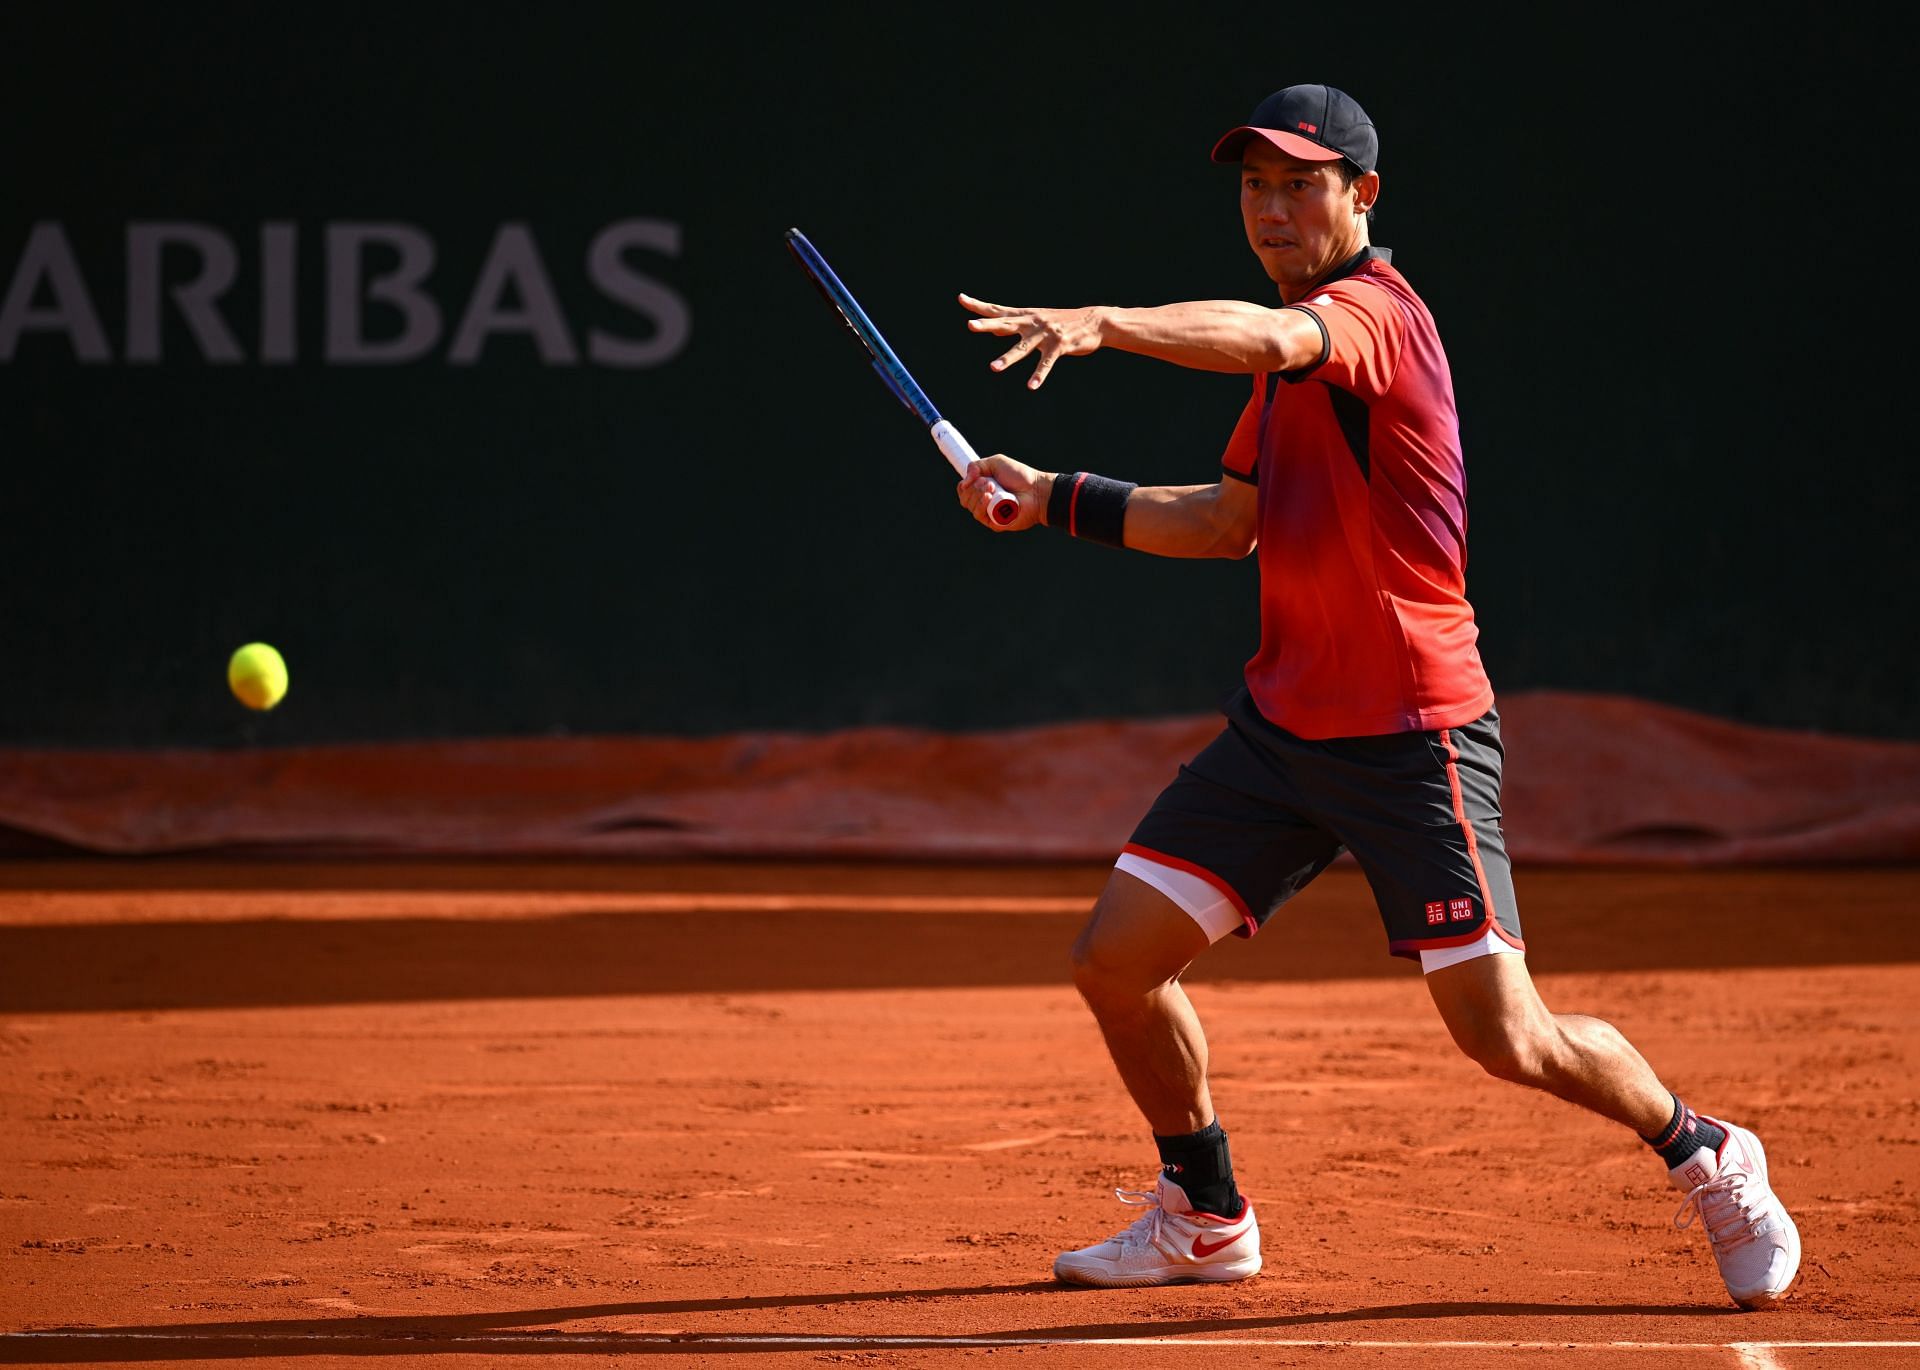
[955,84,1800,1308]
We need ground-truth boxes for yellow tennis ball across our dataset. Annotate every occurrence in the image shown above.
[228,642,289,711]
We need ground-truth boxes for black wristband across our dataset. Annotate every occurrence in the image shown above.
[1046,472,1136,549]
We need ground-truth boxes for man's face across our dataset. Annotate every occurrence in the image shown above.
[1239,144,1375,296]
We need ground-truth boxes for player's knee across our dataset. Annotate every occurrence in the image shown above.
[1068,927,1118,1002]
[1458,1021,1552,1086]
[1068,925,1156,1006]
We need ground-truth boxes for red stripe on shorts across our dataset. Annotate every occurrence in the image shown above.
[1438,729,1524,951]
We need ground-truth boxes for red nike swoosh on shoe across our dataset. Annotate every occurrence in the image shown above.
[1191,1223,1252,1258]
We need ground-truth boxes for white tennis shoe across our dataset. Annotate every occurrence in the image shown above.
[1053,1173,1261,1288]
[1669,1117,1800,1309]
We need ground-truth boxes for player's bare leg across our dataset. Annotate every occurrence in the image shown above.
[1069,871,1214,1135]
[1423,951,1670,1130]
[1425,951,1799,1307]
[1054,871,1260,1286]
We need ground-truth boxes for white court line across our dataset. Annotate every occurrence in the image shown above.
[6,1332,1920,1351]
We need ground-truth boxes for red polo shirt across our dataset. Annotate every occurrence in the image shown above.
[1219,247,1493,739]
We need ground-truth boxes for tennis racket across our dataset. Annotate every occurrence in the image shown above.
[785,228,1019,526]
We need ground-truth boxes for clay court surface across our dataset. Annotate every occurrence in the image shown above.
[2,859,1917,1368]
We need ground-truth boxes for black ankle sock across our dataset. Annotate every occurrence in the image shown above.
[1641,1095,1728,1169]
[1154,1118,1241,1218]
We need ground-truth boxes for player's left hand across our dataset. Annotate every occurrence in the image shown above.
[960,294,1104,390]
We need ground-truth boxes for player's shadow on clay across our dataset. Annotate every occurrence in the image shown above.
[5,1291,1740,1360]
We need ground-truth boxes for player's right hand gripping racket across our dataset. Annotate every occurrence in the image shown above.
[785,228,1019,526]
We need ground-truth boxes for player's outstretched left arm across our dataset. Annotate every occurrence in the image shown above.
[958,455,1256,559]
[961,293,1322,389]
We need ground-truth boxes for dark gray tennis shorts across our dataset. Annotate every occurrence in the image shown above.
[1123,686,1525,963]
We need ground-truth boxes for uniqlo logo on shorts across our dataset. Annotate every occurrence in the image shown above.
[1425,901,1446,926]
[1448,897,1476,922]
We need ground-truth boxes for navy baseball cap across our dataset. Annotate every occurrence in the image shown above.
[1211,84,1378,173]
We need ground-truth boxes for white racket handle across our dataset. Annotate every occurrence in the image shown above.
[931,419,1019,526]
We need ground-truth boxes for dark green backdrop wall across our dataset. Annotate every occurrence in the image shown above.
[2,8,1909,745]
